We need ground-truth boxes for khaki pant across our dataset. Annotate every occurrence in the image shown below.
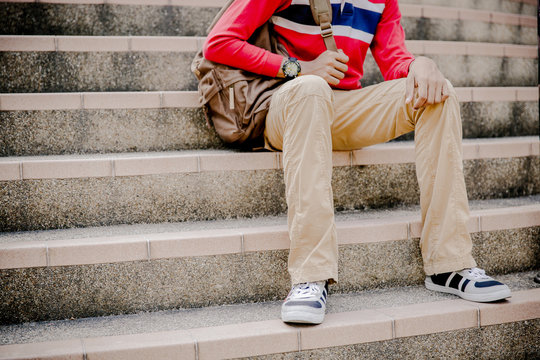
[265,75,477,285]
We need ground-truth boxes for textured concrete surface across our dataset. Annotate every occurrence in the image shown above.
[363,54,537,88]
[1,3,534,43]
[0,108,224,156]
[0,52,198,93]
[0,169,287,232]
[1,101,537,156]
[0,251,289,324]
[2,195,538,245]
[1,157,538,232]
[464,157,539,200]
[0,4,219,36]
[472,227,540,274]
[400,0,535,16]
[243,319,540,359]
[460,101,539,140]
[1,226,537,324]
[402,17,536,45]
[0,271,537,345]
[2,51,536,93]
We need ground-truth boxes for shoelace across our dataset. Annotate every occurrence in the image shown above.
[289,282,322,299]
[466,267,491,280]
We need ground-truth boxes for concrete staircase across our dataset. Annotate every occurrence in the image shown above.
[0,0,538,358]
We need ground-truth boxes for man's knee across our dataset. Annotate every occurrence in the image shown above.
[278,75,333,104]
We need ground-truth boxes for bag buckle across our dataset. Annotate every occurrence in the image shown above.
[320,23,333,38]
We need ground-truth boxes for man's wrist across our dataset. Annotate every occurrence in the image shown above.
[277,58,286,78]
[408,58,416,73]
[282,57,301,79]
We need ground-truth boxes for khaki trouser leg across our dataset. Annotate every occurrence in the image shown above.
[266,75,338,285]
[265,76,476,285]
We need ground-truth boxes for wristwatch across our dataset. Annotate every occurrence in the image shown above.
[282,57,301,79]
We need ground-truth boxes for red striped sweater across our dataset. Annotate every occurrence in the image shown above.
[203,0,415,90]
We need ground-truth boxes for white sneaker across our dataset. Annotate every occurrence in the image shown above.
[281,281,327,324]
[425,267,511,302]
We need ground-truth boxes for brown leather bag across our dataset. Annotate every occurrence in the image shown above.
[191,0,337,149]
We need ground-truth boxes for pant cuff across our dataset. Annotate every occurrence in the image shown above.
[289,265,338,286]
[424,256,477,276]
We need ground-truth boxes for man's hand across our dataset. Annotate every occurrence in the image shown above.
[406,56,449,110]
[298,50,349,86]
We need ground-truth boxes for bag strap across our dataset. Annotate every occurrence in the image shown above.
[309,0,338,52]
[207,0,337,52]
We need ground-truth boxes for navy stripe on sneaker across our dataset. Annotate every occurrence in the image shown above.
[474,280,504,288]
[460,278,470,292]
[430,272,452,286]
[449,273,463,290]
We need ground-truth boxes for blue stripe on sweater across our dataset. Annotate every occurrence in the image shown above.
[275,3,383,36]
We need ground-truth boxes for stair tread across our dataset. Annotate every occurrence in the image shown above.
[0,1,535,21]
[1,196,538,270]
[1,36,536,56]
[1,136,537,162]
[1,195,537,245]
[1,271,538,349]
[1,87,537,111]
[0,137,538,181]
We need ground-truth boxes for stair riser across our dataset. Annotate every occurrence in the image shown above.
[0,52,197,93]
[401,0,536,16]
[0,4,219,37]
[0,108,226,156]
[0,4,535,45]
[1,101,536,156]
[240,320,539,360]
[1,51,536,93]
[1,157,538,232]
[402,17,536,45]
[0,227,537,324]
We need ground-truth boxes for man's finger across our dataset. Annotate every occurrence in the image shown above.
[329,67,345,80]
[326,74,340,86]
[434,81,443,104]
[336,49,349,63]
[413,81,427,109]
[405,74,415,104]
[427,80,437,105]
[333,60,348,73]
[441,81,450,102]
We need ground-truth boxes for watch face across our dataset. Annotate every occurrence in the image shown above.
[284,61,299,77]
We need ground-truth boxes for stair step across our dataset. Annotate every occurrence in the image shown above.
[1,2,535,44]
[401,0,535,16]
[1,197,538,323]
[2,0,537,14]
[1,137,538,179]
[0,87,537,155]
[2,200,539,270]
[1,277,538,359]
[1,38,536,92]
[3,37,535,56]
[0,137,538,232]
[2,87,536,111]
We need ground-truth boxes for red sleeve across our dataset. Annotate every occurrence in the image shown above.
[370,0,415,81]
[203,0,291,77]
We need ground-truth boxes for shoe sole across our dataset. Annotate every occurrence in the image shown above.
[425,279,511,302]
[281,309,325,324]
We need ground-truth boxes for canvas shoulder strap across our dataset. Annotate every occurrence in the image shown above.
[309,0,338,52]
[207,0,337,52]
